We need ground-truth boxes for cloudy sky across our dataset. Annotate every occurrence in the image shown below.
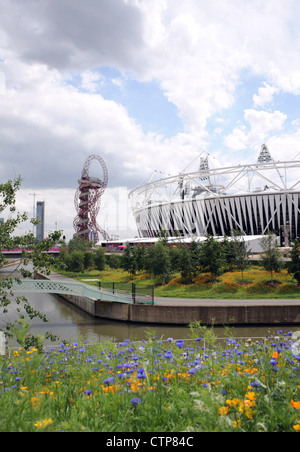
[1,0,300,240]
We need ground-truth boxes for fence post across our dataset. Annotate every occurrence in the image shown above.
[132,283,136,304]
[113,282,115,294]
[152,285,155,305]
[98,281,101,290]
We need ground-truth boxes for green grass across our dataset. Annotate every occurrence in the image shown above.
[1,328,300,432]
[52,266,300,299]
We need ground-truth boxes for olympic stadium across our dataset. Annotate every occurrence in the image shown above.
[128,145,300,244]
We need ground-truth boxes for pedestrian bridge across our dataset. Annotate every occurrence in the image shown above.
[13,279,134,304]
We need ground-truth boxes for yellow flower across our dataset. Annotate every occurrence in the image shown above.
[233,419,242,428]
[293,423,300,432]
[34,419,53,429]
[219,406,229,415]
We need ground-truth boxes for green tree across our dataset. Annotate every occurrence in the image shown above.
[189,239,202,276]
[225,231,251,282]
[0,177,62,347]
[106,253,122,269]
[145,241,172,284]
[135,245,146,273]
[121,243,138,278]
[168,245,181,273]
[84,251,94,269]
[223,235,237,272]
[177,244,195,284]
[66,251,85,272]
[260,233,283,282]
[199,235,226,281]
[68,236,92,253]
[288,239,300,285]
[93,247,106,271]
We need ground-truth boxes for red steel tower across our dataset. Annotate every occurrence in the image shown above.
[73,155,110,243]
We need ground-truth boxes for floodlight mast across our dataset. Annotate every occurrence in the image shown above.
[73,155,110,243]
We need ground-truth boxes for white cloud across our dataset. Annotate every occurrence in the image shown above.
[253,83,279,108]
[137,0,300,135]
[225,110,287,151]
[81,71,104,93]
[1,0,300,241]
[245,109,287,134]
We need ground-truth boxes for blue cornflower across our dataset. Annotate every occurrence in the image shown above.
[131,397,141,406]
[176,340,185,349]
[103,377,114,385]
[85,390,92,396]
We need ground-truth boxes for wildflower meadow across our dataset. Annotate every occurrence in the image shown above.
[1,327,300,432]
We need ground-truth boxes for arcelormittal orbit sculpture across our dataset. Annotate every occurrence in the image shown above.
[73,155,110,243]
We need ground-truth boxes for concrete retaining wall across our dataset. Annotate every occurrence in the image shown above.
[95,302,300,326]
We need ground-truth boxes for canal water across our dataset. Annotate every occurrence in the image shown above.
[1,265,300,346]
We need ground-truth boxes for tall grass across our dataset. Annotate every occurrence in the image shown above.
[1,327,300,432]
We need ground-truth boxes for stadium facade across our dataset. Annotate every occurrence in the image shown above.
[129,145,300,243]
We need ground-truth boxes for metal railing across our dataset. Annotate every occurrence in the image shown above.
[98,281,155,305]
[11,279,135,305]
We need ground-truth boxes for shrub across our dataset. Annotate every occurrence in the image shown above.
[245,282,274,295]
[212,281,239,294]
[83,251,94,269]
[93,248,106,271]
[289,240,300,285]
[67,250,85,273]
[106,253,122,269]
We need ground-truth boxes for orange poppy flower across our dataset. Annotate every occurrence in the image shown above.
[290,400,300,410]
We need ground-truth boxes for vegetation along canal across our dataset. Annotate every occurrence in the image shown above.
[1,265,299,347]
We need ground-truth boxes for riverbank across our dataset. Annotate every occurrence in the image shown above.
[53,267,300,299]
[36,270,300,327]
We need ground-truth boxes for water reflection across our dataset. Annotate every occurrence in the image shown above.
[8,292,300,346]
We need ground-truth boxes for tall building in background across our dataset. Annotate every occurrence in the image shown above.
[36,201,45,242]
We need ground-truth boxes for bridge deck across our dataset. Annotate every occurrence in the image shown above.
[12,279,134,304]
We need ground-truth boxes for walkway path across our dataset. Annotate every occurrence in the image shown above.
[154,297,300,307]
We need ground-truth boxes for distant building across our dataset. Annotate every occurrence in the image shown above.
[129,145,300,243]
[36,201,45,242]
